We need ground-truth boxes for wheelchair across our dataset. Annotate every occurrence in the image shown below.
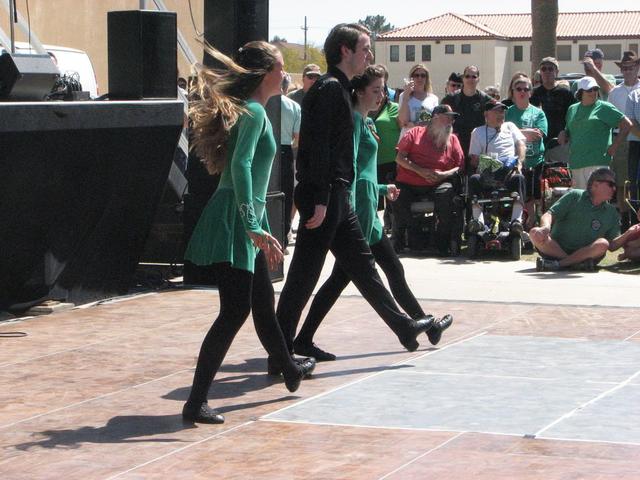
[393,175,465,256]
[465,165,526,261]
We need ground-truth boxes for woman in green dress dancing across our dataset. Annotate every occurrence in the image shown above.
[182,41,315,424]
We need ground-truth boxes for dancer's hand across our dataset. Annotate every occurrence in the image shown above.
[386,185,400,201]
[249,231,283,270]
[305,204,327,229]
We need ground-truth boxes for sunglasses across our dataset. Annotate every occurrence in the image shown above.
[305,73,320,79]
[450,82,462,88]
[540,66,556,72]
[515,87,531,92]
[412,73,427,78]
[464,74,478,79]
[584,87,599,93]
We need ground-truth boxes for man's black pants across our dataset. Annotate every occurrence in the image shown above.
[280,145,295,246]
[276,181,413,352]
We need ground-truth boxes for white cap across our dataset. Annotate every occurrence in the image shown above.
[577,76,598,91]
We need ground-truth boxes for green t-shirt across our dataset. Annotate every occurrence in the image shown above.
[185,101,276,273]
[565,100,624,169]
[353,111,388,246]
[373,101,400,165]
[506,104,548,168]
[548,189,620,253]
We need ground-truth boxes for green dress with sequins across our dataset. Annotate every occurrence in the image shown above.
[185,100,275,273]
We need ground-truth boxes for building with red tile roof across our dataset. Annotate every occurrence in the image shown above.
[377,11,640,98]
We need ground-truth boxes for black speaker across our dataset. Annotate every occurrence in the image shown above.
[0,101,183,310]
[0,52,59,101]
[108,10,177,99]
[203,0,268,65]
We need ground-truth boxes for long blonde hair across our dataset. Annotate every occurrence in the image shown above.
[189,41,280,174]
[408,64,432,94]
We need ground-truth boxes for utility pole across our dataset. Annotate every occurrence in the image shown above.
[302,16,307,60]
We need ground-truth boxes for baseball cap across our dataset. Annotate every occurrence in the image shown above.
[540,57,559,69]
[577,76,598,91]
[584,49,604,60]
[302,64,321,77]
[432,104,460,117]
[484,99,507,112]
[447,72,463,83]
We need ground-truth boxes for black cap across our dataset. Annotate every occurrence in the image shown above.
[432,104,460,117]
[484,99,507,112]
[448,72,463,83]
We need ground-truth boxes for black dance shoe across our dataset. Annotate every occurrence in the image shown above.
[267,355,315,376]
[398,316,434,352]
[283,357,316,393]
[293,340,337,362]
[427,314,454,346]
[182,402,225,424]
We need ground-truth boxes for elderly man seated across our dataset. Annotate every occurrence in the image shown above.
[392,104,464,255]
[468,100,527,234]
[531,167,623,270]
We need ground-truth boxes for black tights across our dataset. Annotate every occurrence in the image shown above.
[187,251,296,406]
[296,235,425,345]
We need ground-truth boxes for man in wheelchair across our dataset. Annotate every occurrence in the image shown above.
[467,100,527,236]
[392,104,465,255]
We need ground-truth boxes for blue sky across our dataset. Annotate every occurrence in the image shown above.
[269,0,640,46]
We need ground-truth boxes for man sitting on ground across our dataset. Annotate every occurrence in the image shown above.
[530,167,622,270]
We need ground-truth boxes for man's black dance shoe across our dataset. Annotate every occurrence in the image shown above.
[399,316,434,352]
[427,314,454,346]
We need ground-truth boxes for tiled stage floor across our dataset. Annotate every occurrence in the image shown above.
[1,289,640,479]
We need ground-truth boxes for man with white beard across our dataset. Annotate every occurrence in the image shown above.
[393,104,465,255]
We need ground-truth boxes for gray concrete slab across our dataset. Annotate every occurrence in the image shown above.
[543,384,640,444]
[265,334,640,444]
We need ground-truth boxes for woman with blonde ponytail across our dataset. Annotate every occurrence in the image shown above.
[182,41,315,424]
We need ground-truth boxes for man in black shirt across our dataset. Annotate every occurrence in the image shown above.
[530,57,576,154]
[442,65,492,160]
[275,23,449,364]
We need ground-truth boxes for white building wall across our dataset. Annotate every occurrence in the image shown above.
[377,36,639,101]
[376,39,495,99]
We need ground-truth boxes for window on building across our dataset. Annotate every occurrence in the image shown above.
[578,44,588,59]
[390,45,399,62]
[631,44,639,56]
[445,44,454,54]
[596,44,622,61]
[406,45,415,62]
[422,44,431,61]
[514,45,523,62]
[556,45,572,61]
[461,44,471,54]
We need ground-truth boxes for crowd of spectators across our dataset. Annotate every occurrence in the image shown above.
[278,46,640,268]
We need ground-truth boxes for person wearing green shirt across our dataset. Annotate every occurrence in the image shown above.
[559,76,631,190]
[182,41,315,424]
[506,75,548,229]
[530,167,622,271]
[293,66,453,361]
[371,65,401,232]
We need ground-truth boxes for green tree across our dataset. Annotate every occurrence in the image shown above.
[531,0,558,75]
[271,35,288,43]
[358,15,394,52]
[276,43,327,74]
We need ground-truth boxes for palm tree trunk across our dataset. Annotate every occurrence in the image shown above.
[531,0,558,75]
